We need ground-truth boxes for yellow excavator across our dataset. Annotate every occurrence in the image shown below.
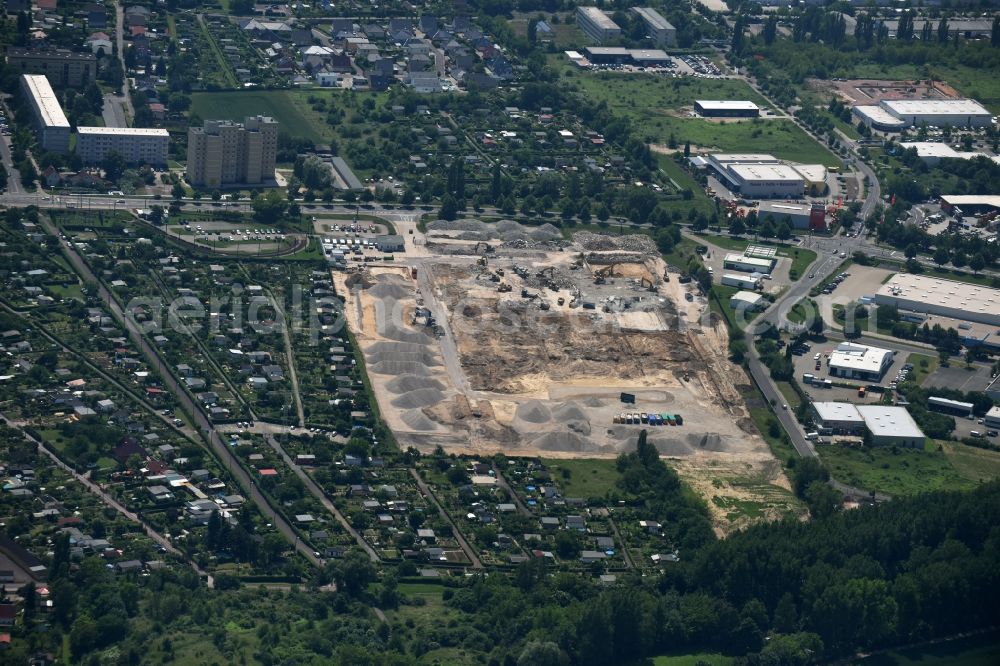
[593,263,617,284]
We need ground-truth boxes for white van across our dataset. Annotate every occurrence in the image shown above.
[805,432,819,441]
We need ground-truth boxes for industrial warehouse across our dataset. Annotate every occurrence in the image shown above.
[694,100,760,118]
[757,202,828,231]
[699,153,827,198]
[582,46,671,67]
[875,274,1000,327]
[827,342,895,382]
[853,98,993,131]
[811,402,926,448]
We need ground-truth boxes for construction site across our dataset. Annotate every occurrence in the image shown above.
[335,220,777,464]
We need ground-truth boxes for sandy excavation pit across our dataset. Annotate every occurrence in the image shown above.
[333,234,772,466]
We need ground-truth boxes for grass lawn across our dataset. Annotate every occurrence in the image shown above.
[541,458,622,498]
[776,381,802,410]
[190,90,329,142]
[817,440,983,496]
[652,653,734,666]
[748,404,798,463]
[788,298,817,325]
[905,353,939,386]
[861,631,1000,666]
[560,67,839,165]
[941,441,1000,486]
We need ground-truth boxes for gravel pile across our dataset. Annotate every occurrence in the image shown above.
[401,410,438,432]
[386,374,445,393]
[576,231,658,254]
[514,400,551,424]
[391,388,446,409]
[530,430,590,452]
[427,219,564,244]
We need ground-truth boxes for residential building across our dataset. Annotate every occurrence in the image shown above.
[76,127,169,166]
[576,7,621,44]
[20,74,69,153]
[187,116,278,187]
[6,47,96,87]
[631,7,676,47]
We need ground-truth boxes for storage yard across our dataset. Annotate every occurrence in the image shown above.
[334,222,778,464]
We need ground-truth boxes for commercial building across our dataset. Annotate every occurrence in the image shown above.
[723,252,774,274]
[940,195,1000,215]
[375,235,405,252]
[694,100,759,118]
[20,74,69,154]
[898,141,994,166]
[856,405,926,448]
[927,396,974,418]
[758,202,827,231]
[6,48,96,87]
[705,153,806,198]
[875,274,1000,327]
[828,341,894,381]
[187,116,278,187]
[720,273,761,290]
[630,7,676,47]
[729,290,766,312]
[76,127,169,166]
[582,47,669,66]
[984,406,1000,429]
[853,98,992,131]
[812,402,926,446]
[811,401,866,434]
[575,7,621,44]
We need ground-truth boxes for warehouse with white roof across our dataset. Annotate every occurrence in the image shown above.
[828,342,894,381]
[854,98,992,131]
[20,74,70,153]
[812,402,866,434]
[705,153,811,198]
[723,252,774,274]
[856,405,926,448]
[694,100,759,118]
[875,274,1000,327]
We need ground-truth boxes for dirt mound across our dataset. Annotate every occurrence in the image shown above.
[692,433,729,452]
[391,388,446,409]
[515,400,551,424]
[386,374,445,393]
[368,281,411,300]
[530,430,590,452]
[649,438,694,456]
[401,410,439,431]
[551,402,588,423]
[370,361,434,375]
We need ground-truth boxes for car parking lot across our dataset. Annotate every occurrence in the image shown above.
[791,340,909,404]
[924,363,996,394]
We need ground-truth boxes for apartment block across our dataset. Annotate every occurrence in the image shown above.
[76,127,170,166]
[6,47,96,87]
[186,115,278,187]
[20,74,70,153]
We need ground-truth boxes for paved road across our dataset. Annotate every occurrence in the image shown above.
[36,213,322,568]
[113,1,134,121]
[102,93,128,128]
[408,469,482,569]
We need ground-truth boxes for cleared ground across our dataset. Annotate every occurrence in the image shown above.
[335,220,793,533]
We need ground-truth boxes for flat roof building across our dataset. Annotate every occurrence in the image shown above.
[6,48,96,87]
[852,105,908,131]
[729,290,766,312]
[828,341,894,381]
[881,99,992,129]
[984,406,1000,429]
[576,7,621,44]
[76,127,169,166]
[856,405,926,448]
[898,141,992,166]
[939,195,1000,215]
[583,47,669,66]
[631,7,676,47]
[706,153,805,198]
[20,74,69,154]
[927,396,974,417]
[812,401,865,434]
[694,100,759,118]
[187,115,278,187]
[758,201,827,231]
[875,273,1000,327]
[723,252,774,274]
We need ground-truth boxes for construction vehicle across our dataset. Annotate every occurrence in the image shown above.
[477,256,488,267]
[521,288,538,300]
[593,263,617,284]
[497,282,512,293]
[473,241,492,255]
[539,301,550,310]
[640,276,655,292]
[410,267,418,279]
[537,266,555,279]
[557,297,565,306]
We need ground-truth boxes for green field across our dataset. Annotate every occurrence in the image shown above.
[190,90,330,142]
[541,458,622,498]
[905,353,939,386]
[560,68,840,166]
[860,632,1000,666]
[653,653,734,666]
[816,440,1000,496]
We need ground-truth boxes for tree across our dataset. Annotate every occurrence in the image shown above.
[937,18,950,44]
[729,217,746,236]
[951,250,967,268]
[439,194,458,221]
[100,151,126,182]
[763,15,778,45]
[970,253,986,274]
[332,549,375,596]
[251,190,288,226]
[993,16,1000,47]
[518,641,564,666]
[933,246,950,266]
[554,529,581,559]
[171,182,185,200]
[776,221,792,241]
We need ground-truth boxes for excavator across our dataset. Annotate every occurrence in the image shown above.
[593,263,617,285]
[497,282,512,293]
[639,276,656,292]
